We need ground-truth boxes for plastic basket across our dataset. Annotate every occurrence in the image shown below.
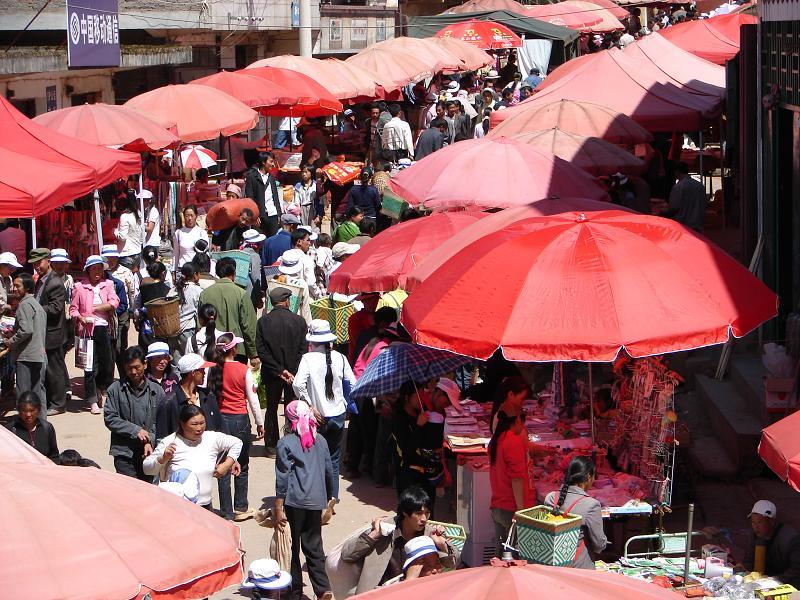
[380,189,409,220]
[266,278,305,315]
[145,297,180,338]
[211,250,250,288]
[427,520,467,553]
[309,297,356,344]
[514,505,583,567]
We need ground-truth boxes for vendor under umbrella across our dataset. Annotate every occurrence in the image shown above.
[741,500,800,587]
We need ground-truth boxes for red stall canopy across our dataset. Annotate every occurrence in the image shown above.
[0,96,140,218]
[510,48,723,131]
[658,13,757,65]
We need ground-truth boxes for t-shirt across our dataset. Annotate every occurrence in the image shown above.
[490,430,535,512]
[174,226,208,268]
[91,284,109,327]
[144,205,161,247]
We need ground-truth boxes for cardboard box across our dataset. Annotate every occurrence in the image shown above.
[765,377,797,414]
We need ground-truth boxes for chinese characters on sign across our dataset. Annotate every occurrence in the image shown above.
[66,0,121,68]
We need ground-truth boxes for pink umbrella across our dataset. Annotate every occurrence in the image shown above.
[346,47,433,92]
[430,36,494,71]
[374,36,464,73]
[388,136,608,211]
[526,1,625,32]
[0,440,243,599]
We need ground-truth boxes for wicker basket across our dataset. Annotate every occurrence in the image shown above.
[145,297,180,338]
[427,520,467,553]
[211,250,250,288]
[514,505,583,567]
[309,297,356,344]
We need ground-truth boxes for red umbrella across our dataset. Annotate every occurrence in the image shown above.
[430,36,494,71]
[435,19,523,49]
[501,128,646,176]
[443,0,529,14]
[526,2,622,32]
[759,411,800,491]
[329,212,488,294]
[124,84,258,143]
[490,99,653,145]
[0,428,243,600]
[583,0,630,20]
[346,47,434,92]
[241,66,343,116]
[658,13,757,64]
[0,96,140,218]
[388,137,607,211]
[401,197,622,291]
[356,559,680,599]
[189,70,298,110]
[247,55,378,100]
[374,36,464,73]
[401,210,777,362]
[32,102,178,152]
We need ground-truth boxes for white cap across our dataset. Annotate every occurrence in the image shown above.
[298,225,318,241]
[177,353,214,374]
[0,252,22,268]
[402,536,439,571]
[749,500,777,519]
[136,189,153,200]
[332,242,359,260]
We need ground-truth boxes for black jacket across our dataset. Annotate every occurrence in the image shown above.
[415,128,447,161]
[256,305,307,378]
[7,416,59,460]
[155,385,221,442]
[244,166,281,225]
[34,271,66,350]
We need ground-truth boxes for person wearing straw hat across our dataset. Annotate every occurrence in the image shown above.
[30,248,68,417]
[70,255,120,415]
[293,319,356,505]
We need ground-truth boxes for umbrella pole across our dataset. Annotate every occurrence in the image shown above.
[31,217,37,248]
[93,190,103,251]
[698,130,704,192]
[589,362,595,444]
[683,503,695,586]
[139,170,146,256]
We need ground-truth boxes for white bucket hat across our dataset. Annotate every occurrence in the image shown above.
[146,341,171,360]
[49,249,71,264]
[279,249,304,276]
[101,244,120,258]
[306,319,337,343]
[83,255,104,270]
[242,229,266,244]
[0,252,22,269]
[402,536,439,571]
[241,558,292,591]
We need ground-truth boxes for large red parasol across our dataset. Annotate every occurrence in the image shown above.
[526,1,623,32]
[388,136,607,211]
[0,427,243,599]
[430,36,494,71]
[355,559,682,599]
[0,96,140,218]
[328,211,488,294]
[189,70,298,109]
[401,210,777,362]
[658,13,757,64]
[32,102,178,152]
[759,411,800,492]
[435,19,523,49]
[442,0,530,14]
[401,197,622,291]
[124,83,258,143]
[500,128,646,175]
[490,99,653,144]
[374,36,464,73]
[241,66,343,116]
[346,47,434,91]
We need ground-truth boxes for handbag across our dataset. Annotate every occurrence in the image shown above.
[75,331,94,372]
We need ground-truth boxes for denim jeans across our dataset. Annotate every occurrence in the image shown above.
[321,412,346,499]
[218,412,252,519]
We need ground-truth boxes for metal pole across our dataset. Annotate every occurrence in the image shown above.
[698,130,704,192]
[299,0,312,57]
[589,363,595,444]
[683,503,695,586]
[31,217,37,248]
[93,190,103,251]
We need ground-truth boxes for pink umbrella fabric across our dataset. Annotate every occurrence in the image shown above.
[0,427,243,599]
[526,1,624,32]
[180,144,217,170]
[346,47,433,92]
[759,410,800,492]
[430,37,494,71]
[388,136,608,211]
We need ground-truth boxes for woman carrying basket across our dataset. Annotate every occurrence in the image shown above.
[544,456,608,569]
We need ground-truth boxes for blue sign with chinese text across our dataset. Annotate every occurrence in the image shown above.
[66,0,121,68]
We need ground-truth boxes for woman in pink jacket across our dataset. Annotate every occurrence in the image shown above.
[70,255,120,414]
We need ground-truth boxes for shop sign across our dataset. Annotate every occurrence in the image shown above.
[66,0,121,68]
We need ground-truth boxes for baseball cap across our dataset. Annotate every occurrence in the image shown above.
[332,242,359,260]
[177,353,215,375]
[749,500,777,519]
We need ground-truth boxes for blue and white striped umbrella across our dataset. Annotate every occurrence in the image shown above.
[351,342,471,399]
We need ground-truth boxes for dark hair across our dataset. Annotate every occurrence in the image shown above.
[197,303,218,358]
[216,257,237,278]
[177,262,197,305]
[358,219,376,236]
[15,272,35,294]
[431,118,447,129]
[488,410,523,464]
[595,388,612,410]
[178,403,205,434]
[194,168,208,180]
[388,104,402,117]
[142,246,159,266]
[207,332,233,399]
[291,229,310,247]
[255,151,273,167]
[435,101,446,110]
[320,342,334,400]
[530,67,540,75]
[239,207,255,219]
[400,206,422,222]
[554,456,597,513]
[374,306,398,328]
[55,449,82,466]
[122,345,146,365]
[191,251,211,274]
[346,206,363,220]
[16,391,40,412]
[315,232,333,249]
[397,486,432,520]
[182,204,198,217]
[122,190,141,223]
[490,376,531,433]
[675,161,690,175]
[148,260,166,281]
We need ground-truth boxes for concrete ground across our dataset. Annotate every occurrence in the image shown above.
[10,334,395,600]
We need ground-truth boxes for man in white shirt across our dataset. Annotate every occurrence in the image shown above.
[381,104,414,163]
[138,190,161,248]
[275,116,300,148]
[244,151,282,238]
